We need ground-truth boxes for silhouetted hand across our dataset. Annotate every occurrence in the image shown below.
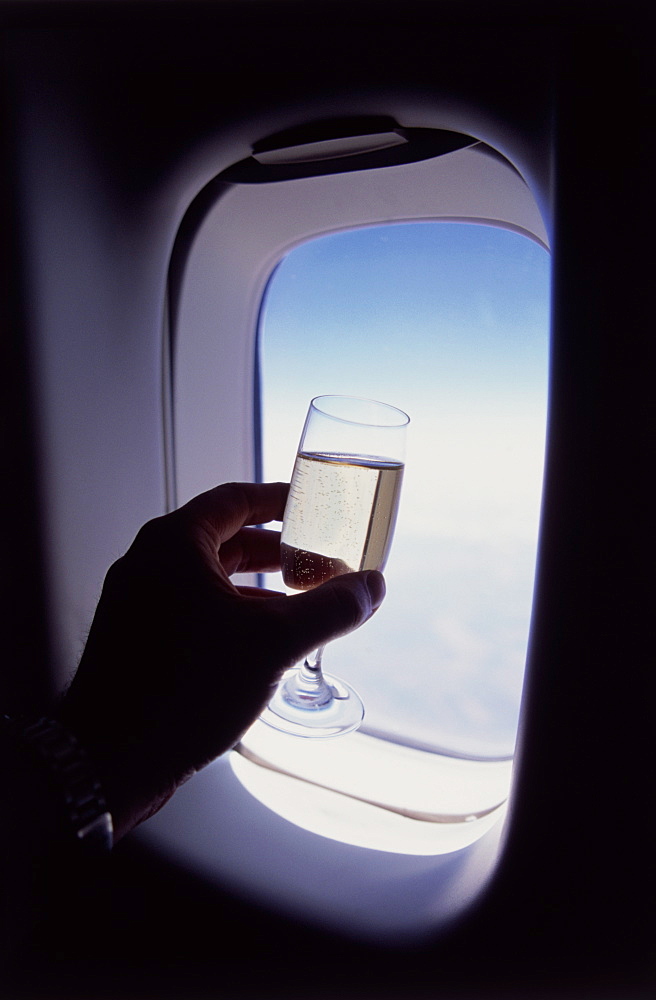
[58,482,385,839]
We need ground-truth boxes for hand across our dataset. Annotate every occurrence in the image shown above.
[58,482,385,839]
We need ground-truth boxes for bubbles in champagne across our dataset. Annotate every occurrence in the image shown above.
[280,545,350,591]
[281,452,404,591]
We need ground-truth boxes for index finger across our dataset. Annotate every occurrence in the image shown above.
[179,481,289,543]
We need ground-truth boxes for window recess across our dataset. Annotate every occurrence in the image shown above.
[155,127,550,923]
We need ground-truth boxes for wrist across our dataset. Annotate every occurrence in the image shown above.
[56,702,180,840]
[1,714,113,852]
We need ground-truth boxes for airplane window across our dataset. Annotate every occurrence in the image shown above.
[169,154,552,855]
[257,221,550,761]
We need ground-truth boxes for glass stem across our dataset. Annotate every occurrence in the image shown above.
[302,645,325,677]
[292,645,334,707]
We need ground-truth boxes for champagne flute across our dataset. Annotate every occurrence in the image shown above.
[261,395,409,738]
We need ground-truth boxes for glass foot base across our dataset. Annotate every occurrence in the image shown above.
[261,668,364,738]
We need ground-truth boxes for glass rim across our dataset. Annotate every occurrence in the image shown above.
[310,394,410,429]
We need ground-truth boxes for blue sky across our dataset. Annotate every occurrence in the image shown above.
[262,222,547,406]
[259,222,550,757]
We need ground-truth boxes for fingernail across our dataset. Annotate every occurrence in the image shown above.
[366,570,386,610]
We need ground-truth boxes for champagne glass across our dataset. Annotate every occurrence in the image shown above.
[261,395,409,738]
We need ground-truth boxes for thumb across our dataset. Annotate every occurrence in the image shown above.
[272,570,386,669]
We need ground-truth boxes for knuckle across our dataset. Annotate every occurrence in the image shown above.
[112,510,194,588]
[132,513,175,550]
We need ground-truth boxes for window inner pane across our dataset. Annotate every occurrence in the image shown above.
[259,222,550,758]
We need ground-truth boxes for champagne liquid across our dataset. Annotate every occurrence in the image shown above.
[281,451,404,591]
